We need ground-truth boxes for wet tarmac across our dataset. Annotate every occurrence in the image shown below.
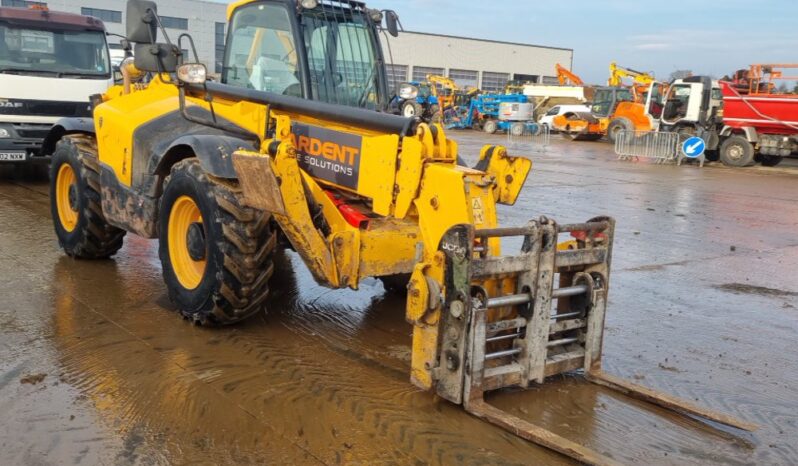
[1,135,797,465]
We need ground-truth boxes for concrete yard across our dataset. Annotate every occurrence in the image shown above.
[1,134,797,465]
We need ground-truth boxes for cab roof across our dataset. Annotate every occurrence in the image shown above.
[0,6,106,32]
[226,0,368,21]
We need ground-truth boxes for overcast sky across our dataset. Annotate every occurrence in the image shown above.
[361,0,798,84]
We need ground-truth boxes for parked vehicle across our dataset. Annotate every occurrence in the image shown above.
[390,81,441,122]
[0,5,113,166]
[552,87,635,141]
[446,93,539,134]
[655,70,796,167]
[538,104,591,131]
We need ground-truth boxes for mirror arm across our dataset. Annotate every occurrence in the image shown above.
[177,33,201,65]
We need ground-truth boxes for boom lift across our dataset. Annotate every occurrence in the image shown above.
[44,1,754,463]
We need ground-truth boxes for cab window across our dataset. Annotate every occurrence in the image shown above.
[546,106,560,116]
[223,4,301,97]
[663,84,692,121]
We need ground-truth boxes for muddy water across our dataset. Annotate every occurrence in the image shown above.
[1,137,797,465]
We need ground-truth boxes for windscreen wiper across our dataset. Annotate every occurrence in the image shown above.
[58,72,108,79]
[0,68,60,76]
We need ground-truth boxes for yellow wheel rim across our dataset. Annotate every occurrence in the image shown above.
[168,195,206,290]
[55,163,78,233]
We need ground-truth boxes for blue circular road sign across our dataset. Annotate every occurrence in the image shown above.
[682,137,706,159]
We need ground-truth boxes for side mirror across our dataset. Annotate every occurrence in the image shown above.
[133,43,178,73]
[126,0,158,44]
[177,63,207,85]
[385,10,399,37]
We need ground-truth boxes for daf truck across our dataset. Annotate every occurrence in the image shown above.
[0,6,112,166]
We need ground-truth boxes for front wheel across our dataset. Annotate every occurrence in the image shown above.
[720,135,755,167]
[158,159,277,325]
[49,135,125,259]
[606,118,634,144]
[483,119,498,134]
[402,101,423,118]
[509,122,526,137]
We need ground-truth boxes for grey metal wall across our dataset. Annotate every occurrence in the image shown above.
[381,31,574,91]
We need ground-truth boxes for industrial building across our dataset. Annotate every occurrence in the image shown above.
[1,0,573,90]
[382,31,573,92]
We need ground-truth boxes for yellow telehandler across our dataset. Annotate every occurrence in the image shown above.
[42,1,754,464]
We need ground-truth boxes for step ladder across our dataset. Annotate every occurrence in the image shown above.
[447,217,755,466]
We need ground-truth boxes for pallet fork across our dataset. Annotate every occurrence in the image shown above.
[435,217,756,466]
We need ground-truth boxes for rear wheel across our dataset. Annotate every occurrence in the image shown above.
[402,101,423,118]
[720,135,755,167]
[158,159,277,325]
[606,117,634,143]
[483,119,498,134]
[49,135,125,259]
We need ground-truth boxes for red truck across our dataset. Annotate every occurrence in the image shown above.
[650,64,798,167]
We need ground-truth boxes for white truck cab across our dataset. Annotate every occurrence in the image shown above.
[0,6,112,164]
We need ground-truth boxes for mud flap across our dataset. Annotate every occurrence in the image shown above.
[231,151,286,216]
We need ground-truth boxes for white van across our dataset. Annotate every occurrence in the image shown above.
[538,104,591,131]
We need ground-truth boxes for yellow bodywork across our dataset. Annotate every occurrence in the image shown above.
[95,62,533,390]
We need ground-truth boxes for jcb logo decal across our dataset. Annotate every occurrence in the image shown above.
[291,123,362,189]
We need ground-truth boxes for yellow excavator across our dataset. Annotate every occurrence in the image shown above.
[42,1,755,464]
[426,74,458,110]
[608,61,656,100]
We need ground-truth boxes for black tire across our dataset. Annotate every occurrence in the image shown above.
[759,154,783,167]
[606,117,634,143]
[49,135,125,259]
[158,159,277,325]
[402,101,423,118]
[720,135,755,167]
[483,119,498,134]
[510,122,526,137]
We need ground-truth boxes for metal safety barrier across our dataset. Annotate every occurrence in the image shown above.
[614,130,679,164]
[506,123,550,154]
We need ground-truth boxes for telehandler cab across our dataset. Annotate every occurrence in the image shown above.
[44,1,754,463]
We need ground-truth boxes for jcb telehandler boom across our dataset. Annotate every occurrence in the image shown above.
[44,1,755,464]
